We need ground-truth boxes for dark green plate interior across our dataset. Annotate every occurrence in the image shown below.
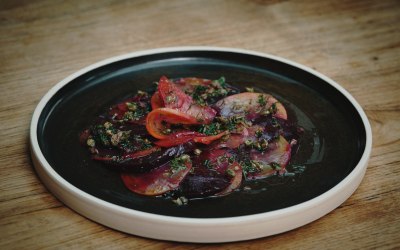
[37,51,366,218]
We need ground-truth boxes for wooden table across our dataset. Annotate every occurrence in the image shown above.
[1,0,399,249]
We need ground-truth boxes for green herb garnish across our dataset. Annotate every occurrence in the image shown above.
[271,162,282,170]
[204,159,212,169]
[170,155,191,175]
[192,85,208,106]
[198,122,221,135]
[216,76,226,87]
[241,159,260,176]
[257,94,266,107]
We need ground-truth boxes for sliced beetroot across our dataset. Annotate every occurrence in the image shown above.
[81,76,302,202]
[204,149,243,196]
[108,93,151,125]
[154,131,203,147]
[215,125,263,149]
[185,104,217,124]
[246,136,291,180]
[156,76,216,123]
[158,76,192,111]
[180,149,241,197]
[85,122,154,156]
[214,92,287,121]
[150,91,163,110]
[194,148,236,173]
[92,147,160,171]
[180,170,231,198]
[216,162,243,196]
[192,131,227,145]
[93,142,195,173]
[154,131,226,147]
[121,155,192,196]
[146,108,200,139]
[173,77,211,94]
[215,130,249,149]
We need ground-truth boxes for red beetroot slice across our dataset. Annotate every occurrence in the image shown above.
[154,131,204,147]
[186,104,217,124]
[203,149,243,196]
[158,76,192,111]
[92,147,161,171]
[108,94,150,125]
[154,131,226,147]
[173,77,212,94]
[97,142,195,172]
[150,91,163,110]
[192,131,227,145]
[181,149,241,197]
[246,136,291,180]
[93,147,159,161]
[214,92,287,121]
[216,125,263,149]
[121,158,192,196]
[216,161,243,196]
[157,76,216,123]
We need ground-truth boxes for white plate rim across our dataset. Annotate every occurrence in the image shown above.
[30,46,372,242]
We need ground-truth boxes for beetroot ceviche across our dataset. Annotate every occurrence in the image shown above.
[80,76,303,205]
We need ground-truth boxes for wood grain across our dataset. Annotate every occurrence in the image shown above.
[1,0,399,249]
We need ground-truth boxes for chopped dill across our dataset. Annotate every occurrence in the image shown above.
[241,159,260,176]
[257,94,266,107]
[170,155,191,175]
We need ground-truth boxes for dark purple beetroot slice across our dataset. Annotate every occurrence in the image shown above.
[180,149,237,198]
[93,146,159,167]
[202,149,243,196]
[246,136,292,180]
[194,148,236,174]
[216,161,243,196]
[276,118,304,143]
[121,155,192,196]
[84,122,151,153]
[180,170,231,198]
[93,142,195,173]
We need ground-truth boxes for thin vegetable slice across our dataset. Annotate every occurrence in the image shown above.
[92,146,161,172]
[146,108,200,139]
[214,92,287,120]
[108,93,151,125]
[154,131,227,147]
[216,161,243,196]
[192,131,227,144]
[216,125,262,149]
[157,76,216,123]
[181,149,241,197]
[121,155,192,196]
[201,149,243,196]
[154,131,204,147]
[245,136,291,180]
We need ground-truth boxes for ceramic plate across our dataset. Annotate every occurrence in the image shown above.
[30,47,372,242]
